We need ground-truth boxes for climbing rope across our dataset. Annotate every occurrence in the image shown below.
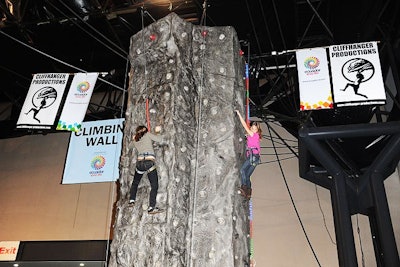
[146,98,151,131]
[140,5,151,130]
[245,63,250,126]
[266,122,322,267]
[189,4,208,265]
[245,62,256,266]
[249,199,255,266]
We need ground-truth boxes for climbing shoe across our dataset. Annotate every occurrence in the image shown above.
[238,185,248,198]
[147,207,163,214]
[246,188,252,199]
[128,199,135,205]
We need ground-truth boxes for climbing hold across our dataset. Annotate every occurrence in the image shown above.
[208,250,215,259]
[199,190,207,198]
[211,106,218,115]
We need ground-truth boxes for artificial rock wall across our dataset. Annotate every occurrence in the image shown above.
[109,13,249,267]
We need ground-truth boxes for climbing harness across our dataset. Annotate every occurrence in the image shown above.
[247,147,260,166]
[135,164,157,174]
[135,152,157,174]
[135,168,146,174]
[138,152,156,159]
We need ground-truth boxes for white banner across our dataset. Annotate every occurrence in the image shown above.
[57,72,98,132]
[329,41,386,107]
[62,118,124,184]
[0,241,20,261]
[296,48,333,110]
[16,73,69,129]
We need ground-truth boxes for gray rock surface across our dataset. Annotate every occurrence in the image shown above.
[109,13,249,267]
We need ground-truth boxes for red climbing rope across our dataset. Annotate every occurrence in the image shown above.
[245,63,250,126]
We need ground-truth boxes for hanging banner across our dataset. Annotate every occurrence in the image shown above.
[296,47,333,110]
[16,73,69,129]
[329,41,386,107]
[57,72,98,132]
[62,118,124,184]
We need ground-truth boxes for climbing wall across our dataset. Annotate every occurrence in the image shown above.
[108,13,249,267]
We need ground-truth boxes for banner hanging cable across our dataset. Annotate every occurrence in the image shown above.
[0,30,125,92]
[53,0,128,57]
[120,58,130,118]
[251,40,381,60]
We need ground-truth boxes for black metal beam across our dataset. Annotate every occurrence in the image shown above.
[298,122,400,266]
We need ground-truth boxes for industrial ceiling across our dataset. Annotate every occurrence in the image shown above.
[0,0,399,142]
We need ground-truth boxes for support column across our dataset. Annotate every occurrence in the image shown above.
[298,122,400,267]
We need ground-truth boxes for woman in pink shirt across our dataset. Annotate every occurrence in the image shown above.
[235,110,262,199]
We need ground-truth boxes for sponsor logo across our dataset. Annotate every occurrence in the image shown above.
[89,155,105,176]
[74,81,91,98]
[91,155,106,170]
[77,81,90,93]
[304,56,320,69]
[303,56,321,75]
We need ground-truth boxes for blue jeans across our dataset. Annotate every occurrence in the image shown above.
[130,160,159,208]
[240,154,260,188]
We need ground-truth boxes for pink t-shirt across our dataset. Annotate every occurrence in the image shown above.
[247,133,260,154]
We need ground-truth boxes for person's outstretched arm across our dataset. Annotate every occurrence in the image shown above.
[148,125,165,143]
[235,110,253,136]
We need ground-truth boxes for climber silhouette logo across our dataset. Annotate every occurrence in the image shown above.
[340,58,375,99]
[24,86,58,123]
